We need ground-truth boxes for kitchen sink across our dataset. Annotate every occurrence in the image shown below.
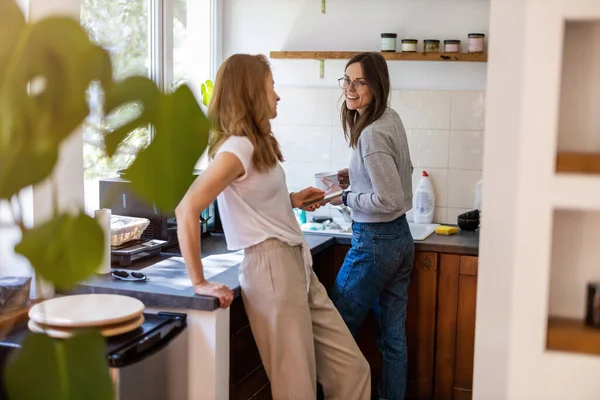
[302,221,439,241]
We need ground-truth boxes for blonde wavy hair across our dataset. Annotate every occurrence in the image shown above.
[207,54,283,172]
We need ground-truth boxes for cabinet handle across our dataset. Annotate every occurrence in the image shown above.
[423,257,432,269]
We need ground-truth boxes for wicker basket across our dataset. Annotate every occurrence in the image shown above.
[111,215,150,247]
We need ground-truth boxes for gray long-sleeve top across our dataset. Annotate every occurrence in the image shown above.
[346,107,413,223]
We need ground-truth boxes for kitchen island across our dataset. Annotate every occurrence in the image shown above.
[64,230,479,399]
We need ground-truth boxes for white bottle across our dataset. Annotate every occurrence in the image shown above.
[413,170,435,224]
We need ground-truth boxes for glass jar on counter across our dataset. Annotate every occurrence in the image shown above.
[424,39,440,53]
[380,33,397,52]
[401,39,418,52]
[444,40,461,53]
[468,33,485,53]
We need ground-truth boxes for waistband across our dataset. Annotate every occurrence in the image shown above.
[244,237,313,293]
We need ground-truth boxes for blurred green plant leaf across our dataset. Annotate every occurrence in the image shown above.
[200,80,213,107]
[125,84,210,211]
[0,0,26,90]
[5,332,114,400]
[15,212,104,289]
[0,15,113,199]
[103,76,159,157]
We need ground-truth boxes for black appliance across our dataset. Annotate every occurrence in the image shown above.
[99,170,222,252]
[0,312,187,400]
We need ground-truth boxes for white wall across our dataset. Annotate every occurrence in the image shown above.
[223,0,490,224]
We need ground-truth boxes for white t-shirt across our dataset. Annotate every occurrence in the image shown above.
[215,136,312,283]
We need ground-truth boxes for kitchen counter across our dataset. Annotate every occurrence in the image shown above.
[64,229,477,312]
[64,234,334,312]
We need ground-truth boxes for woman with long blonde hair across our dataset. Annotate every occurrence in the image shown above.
[176,54,371,400]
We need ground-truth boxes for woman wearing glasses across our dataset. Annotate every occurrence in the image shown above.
[324,52,414,400]
[176,54,370,400]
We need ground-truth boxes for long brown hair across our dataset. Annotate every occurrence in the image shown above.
[208,54,283,172]
[340,53,390,148]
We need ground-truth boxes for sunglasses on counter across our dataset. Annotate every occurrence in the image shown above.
[111,270,147,282]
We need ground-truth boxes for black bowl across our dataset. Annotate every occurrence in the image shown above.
[457,218,479,231]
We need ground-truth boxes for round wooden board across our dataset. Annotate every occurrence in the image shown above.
[28,294,145,328]
[28,314,145,339]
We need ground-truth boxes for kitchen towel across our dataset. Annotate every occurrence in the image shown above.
[94,209,112,274]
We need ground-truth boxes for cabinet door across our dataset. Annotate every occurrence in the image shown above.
[406,252,439,400]
[453,256,478,400]
[434,255,461,400]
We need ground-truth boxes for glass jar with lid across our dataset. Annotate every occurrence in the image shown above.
[380,33,397,52]
[401,39,418,52]
[444,40,461,53]
[424,39,440,53]
[468,33,485,53]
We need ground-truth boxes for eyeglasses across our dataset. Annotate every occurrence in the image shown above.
[338,77,367,90]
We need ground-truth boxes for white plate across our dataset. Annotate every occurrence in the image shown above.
[28,314,145,339]
[28,294,145,328]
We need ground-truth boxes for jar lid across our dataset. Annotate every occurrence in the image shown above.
[381,33,397,38]
[401,39,418,43]
[444,39,461,44]
[424,39,440,43]
[468,33,485,37]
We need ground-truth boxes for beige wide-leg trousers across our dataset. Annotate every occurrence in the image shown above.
[239,239,371,400]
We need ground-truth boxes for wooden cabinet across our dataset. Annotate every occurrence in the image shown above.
[228,244,478,400]
[434,255,478,400]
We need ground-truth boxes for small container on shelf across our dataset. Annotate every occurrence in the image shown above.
[468,33,485,53]
[444,39,461,53]
[424,39,440,53]
[401,39,418,52]
[585,282,600,328]
[380,33,397,52]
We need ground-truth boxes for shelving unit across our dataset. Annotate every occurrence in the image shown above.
[269,51,487,78]
[547,317,600,356]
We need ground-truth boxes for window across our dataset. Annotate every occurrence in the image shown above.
[81,0,219,213]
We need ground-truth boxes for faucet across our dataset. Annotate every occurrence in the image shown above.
[331,204,352,223]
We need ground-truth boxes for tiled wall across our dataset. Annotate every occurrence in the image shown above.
[274,88,485,225]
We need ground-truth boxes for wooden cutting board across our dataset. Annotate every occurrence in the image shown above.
[28,314,145,339]
[28,294,145,328]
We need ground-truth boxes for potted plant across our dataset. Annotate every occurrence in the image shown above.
[0,0,210,398]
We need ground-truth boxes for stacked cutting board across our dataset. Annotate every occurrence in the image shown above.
[27,294,145,339]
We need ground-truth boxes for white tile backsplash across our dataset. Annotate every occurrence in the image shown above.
[406,129,450,169]
[277,125,332,163]
[451,91,486,130]
[391,90,452,130]
[331,127,352,164]
[273,88,485,224]
[448,170,483,209]
[449,130,484,170]
[276,87,335,126]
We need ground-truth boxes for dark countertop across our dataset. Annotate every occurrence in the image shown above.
[328,229,479,256]
[64,229,477,312]
[63,234,334,312]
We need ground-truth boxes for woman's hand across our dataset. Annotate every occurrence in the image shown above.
[321,179,344,206]
[291,187,325,211]
[337,168,350,189]
[194,280,234,309]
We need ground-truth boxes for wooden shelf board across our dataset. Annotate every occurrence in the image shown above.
[269,51,487,62]
[556,152,600,174]
[547,316,600,356]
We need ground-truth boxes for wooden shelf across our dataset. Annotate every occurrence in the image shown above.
[547,316,600,356]
[556,152,600,174]
[270,51,487,63]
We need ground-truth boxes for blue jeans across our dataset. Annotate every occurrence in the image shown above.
[331,215,414,400]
